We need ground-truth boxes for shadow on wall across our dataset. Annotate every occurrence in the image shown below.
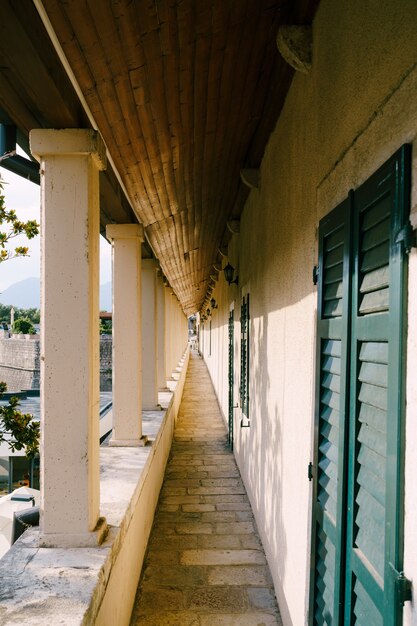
[236,309,292,624]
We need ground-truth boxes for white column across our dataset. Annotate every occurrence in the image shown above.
[164,286,173,381]
[106,223,146,445]
[142,259,158,409]
[156,274,167,390]
[30,129,106,547]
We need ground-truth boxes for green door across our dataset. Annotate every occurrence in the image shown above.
[228,309,234,449]
[310,145,411,625]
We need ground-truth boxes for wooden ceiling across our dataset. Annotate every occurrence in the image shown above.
[1,0,318,314]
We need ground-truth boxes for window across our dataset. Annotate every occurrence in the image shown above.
[240,294,250,425]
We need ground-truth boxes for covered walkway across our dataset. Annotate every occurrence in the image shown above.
[130,352,282,625]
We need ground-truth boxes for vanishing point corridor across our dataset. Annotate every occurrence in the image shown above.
[130,352,282,625]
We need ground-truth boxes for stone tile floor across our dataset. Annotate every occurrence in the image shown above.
[130,352,282,626]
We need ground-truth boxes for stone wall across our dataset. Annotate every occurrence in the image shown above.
[0,337,40,392]
[100,335,112,391]
[0,335,113,392]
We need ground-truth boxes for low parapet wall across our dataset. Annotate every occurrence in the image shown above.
[0,335,113,392]
[0,347,190,626]
[0,336,40,392]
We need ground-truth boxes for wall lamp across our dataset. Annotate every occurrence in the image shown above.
[223,263,239,286]
[210,298,218,309]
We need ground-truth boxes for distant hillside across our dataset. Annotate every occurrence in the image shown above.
[0,277,112,311]
[0,277,40,309]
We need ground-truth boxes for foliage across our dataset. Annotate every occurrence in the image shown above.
[0,177,39,262]
[100,319,112,335]
[0,175,40,458]
[0,304,40,324]
[0,384,39,458]
[12,317,35,335]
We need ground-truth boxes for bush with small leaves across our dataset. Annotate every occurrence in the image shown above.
[0,177,39,262]
[0,176,40,457]
[0,382,39,458]
[12,317,35,335]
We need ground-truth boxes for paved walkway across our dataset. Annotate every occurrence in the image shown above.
[130,352,282,626]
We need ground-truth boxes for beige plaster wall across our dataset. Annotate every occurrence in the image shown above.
[201,1,417,624]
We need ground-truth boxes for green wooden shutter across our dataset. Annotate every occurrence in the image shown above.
[240,294,250,424]
[344,145,411,626]
[228,309,234,449]
[310,145,411,625]
[309,198,352,626]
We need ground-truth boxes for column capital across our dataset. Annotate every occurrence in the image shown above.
[106,223,144,242]
[30,129,106,171]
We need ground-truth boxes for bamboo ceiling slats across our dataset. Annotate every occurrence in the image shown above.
[35,0,319,314]
[177,0,196,259]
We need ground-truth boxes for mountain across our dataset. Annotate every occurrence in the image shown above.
[0,277,113,311]
[0,277,40,309]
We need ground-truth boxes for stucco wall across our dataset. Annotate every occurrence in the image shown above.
[201,1,417,624]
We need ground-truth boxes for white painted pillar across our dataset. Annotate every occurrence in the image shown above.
[156,274,167,390]
[164,286,173,381]
[173,299,178,368]
[142,259,158,409]
[30,129,106,547]
[106,223,146,445]
[176,302,181,366]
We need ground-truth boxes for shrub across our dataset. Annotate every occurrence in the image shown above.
[12,317,35,335]
[100,319,112,335]
[0,382,39,458]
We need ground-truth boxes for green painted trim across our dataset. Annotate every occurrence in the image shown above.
[240,295,250,423]
[228,309,234,450]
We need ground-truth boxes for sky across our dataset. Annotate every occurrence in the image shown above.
[0,151,112,292]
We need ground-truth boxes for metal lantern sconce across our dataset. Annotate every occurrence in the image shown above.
[223,262,238,286]
[210,298,218,309]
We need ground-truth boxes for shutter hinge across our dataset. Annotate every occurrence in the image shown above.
[390,563,412,606]
[312,265,319,285]
[395,223,416,253]
[308,462,314,481]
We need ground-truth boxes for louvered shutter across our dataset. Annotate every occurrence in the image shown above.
[309,198,352,626]
[240,294,250,422]
[344,145,410,626]
[310,145,411,625]
[228,309,234,449]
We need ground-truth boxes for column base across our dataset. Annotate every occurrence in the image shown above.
[108,435,149,447]
[39,516,108,548]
